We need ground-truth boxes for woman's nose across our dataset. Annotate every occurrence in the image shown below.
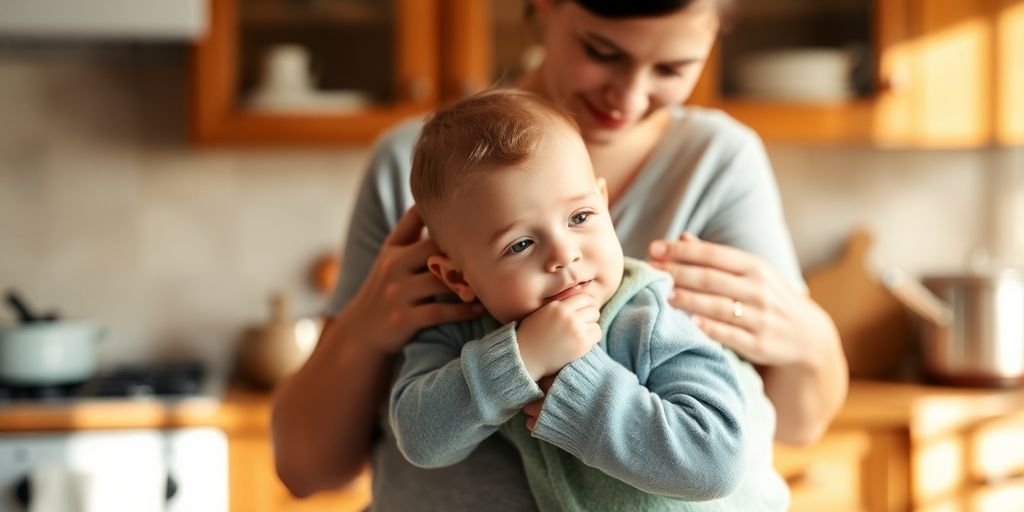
[548,243,582,272]
[604,70,649,117]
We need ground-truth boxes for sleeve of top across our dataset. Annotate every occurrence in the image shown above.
[700,125,806,291]
[530,287,746,500]
[389,322,544,469]
[325,122,419,316]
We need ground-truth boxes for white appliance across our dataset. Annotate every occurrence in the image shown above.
[0,0,207,40]
[0,428,228,512]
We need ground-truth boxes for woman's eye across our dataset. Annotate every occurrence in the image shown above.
[509,240,533,254]
[583,43,619,63]
[571,212,590,225]
[656,65,684,78]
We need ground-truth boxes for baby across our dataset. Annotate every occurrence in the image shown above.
[389,89,788,511]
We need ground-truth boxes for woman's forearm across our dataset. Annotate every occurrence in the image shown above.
[271,313,395,497]
[762,313,848,446]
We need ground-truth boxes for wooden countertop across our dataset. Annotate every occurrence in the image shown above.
[0,387,273,434]
[5,380,1024,436]
[832,379,1024,437]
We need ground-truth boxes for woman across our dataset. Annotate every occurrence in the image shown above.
[272,0,848,507]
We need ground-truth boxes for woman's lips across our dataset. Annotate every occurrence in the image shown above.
[580,97,628,129]
[545,280,593,303]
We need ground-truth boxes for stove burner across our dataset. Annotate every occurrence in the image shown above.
[0,361,209,405]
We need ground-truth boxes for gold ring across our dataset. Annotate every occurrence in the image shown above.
[732,300,744,319]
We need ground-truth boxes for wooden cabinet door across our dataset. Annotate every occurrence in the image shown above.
[192,0,440,145]
[995,0,1024,144]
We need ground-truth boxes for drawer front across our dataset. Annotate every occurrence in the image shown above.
[774,430,872,512]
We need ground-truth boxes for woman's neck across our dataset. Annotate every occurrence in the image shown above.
[588,110,671,206]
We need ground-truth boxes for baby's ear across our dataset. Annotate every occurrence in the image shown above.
[596,177,609,206]
[427,254,477,303]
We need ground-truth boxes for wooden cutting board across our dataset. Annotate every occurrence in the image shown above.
[804,229,916,379]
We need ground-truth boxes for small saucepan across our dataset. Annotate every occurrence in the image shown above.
[883,269,1024,387]
[0,291,106,386]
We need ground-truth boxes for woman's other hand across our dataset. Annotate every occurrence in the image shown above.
[648,233,847,445]
[343,205,484,355]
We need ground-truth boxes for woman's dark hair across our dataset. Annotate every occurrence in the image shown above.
[572,0,734,19]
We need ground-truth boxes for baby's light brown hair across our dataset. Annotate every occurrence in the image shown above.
[410,89,579,235]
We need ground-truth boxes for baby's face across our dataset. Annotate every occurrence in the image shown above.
[431,122,624,324]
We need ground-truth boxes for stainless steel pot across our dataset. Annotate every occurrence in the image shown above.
[884,269,1024,387]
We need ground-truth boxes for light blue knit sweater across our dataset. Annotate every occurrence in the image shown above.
[389,258,788,510]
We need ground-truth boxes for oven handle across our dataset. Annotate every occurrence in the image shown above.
[14,473,179,506]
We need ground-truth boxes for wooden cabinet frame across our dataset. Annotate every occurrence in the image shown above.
[191,0,440,145]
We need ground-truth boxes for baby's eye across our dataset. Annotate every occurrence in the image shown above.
[509,240,533,254]
[570,212,590,225]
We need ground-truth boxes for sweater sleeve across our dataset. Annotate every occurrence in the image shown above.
[530,287,746,500]
[390,322,544,468]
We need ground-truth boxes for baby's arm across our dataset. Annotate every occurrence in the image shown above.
[530,288,746,500]
[389,322,543,468]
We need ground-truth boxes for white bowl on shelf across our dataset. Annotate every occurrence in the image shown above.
[733,47,858,102]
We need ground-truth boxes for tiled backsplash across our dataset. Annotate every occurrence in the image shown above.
[0,50,1020,369]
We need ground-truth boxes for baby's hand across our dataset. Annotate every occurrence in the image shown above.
[517,294,602,380]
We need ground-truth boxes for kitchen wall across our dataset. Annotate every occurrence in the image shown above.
[0,48,1021,371]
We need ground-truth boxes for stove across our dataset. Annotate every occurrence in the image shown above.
[0,361,229,510]
[0,361,224,406]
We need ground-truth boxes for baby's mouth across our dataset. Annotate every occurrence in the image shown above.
[544,280,593,303]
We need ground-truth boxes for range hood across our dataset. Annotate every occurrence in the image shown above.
[0,0,207,41]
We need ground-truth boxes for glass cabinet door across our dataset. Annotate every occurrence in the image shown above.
[239,0,398,113]
[194,0,439,144]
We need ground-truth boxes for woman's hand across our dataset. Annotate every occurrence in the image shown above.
[648,233,834,368]
[342,205,484,355]
[648,233,847,445]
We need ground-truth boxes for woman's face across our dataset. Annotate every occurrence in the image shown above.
[533,0,720,144]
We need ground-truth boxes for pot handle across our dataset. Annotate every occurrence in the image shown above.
[881,268,954,328]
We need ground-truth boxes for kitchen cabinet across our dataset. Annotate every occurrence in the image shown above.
[191,0,1023,147]
[779,380,1024,512]
[191,0,439,145]
[692,0,1023,147]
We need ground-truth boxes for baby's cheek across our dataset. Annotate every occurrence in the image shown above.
[500,282,544,320]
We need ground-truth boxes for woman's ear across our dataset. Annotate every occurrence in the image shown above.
[427,254,477,303]
[596,177,609,206]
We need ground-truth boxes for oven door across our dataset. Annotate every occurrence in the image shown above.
[0,428,228,512]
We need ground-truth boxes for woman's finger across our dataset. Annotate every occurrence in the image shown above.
[405,272,457,303]
[393,236,444,272]
[649,261,754,304]
[691,314,760,358]
[386,205,426,247]
[649,235,756,276]
[671,288,759,332]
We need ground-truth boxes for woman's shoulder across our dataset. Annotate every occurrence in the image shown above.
[665,105,763,152]
[372,116,428,159]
